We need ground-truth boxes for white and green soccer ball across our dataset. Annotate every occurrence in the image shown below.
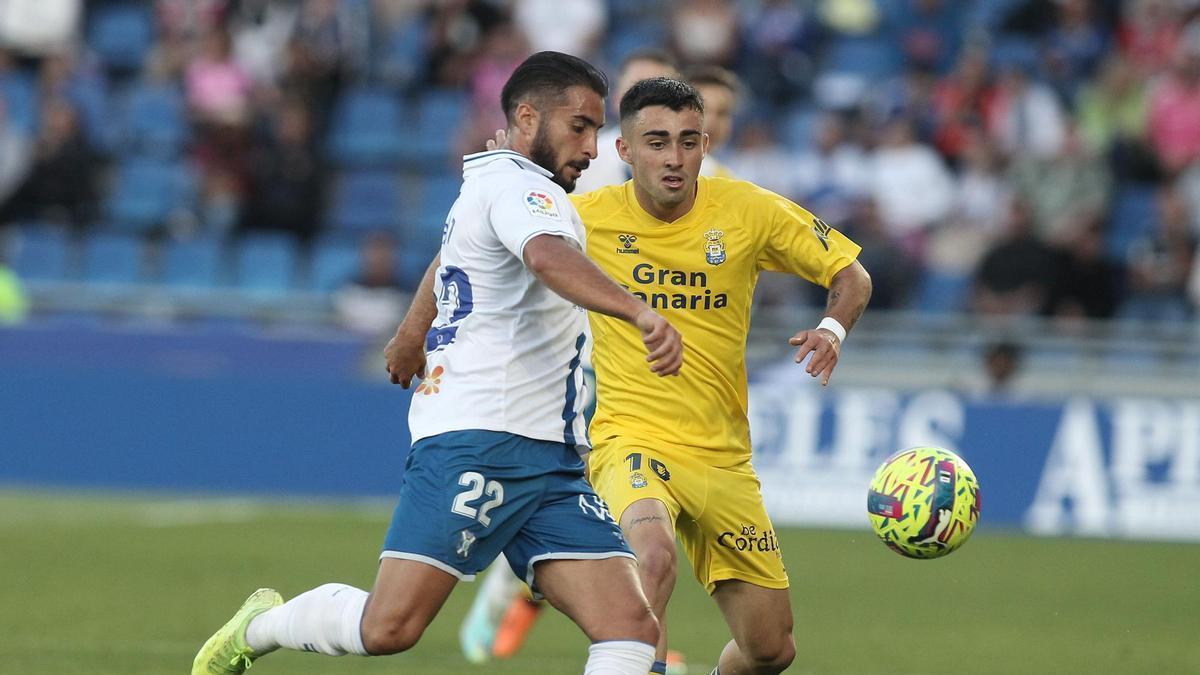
[867,446,981,559]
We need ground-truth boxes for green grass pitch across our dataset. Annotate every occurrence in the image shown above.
[2,490,1198,674]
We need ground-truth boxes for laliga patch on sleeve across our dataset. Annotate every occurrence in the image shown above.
[523,190,561,219]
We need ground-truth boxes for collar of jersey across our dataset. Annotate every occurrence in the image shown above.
[622,175,710,229]
[462,149,553,179]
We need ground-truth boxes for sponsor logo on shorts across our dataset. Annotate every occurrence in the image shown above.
[630,472,648,488]
[456,529,476,558]
[717,524,781,554]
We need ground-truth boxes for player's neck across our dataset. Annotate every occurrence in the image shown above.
[631,181,698,224]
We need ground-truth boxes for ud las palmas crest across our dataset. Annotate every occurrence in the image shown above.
[704,228,726,266]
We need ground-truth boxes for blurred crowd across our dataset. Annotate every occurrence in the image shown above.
[0,0,1198,331]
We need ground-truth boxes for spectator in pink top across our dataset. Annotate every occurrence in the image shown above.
[1147,30,1200,174]
[186,27,253,127]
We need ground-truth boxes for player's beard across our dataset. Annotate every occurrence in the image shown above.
[529,121,588,193]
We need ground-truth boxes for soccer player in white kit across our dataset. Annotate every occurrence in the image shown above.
[192,51,683,675]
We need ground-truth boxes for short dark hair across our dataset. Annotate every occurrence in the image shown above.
[619,77,704,122]
[619,48,678,75]
[684,65,741,97]
[500,51,609,124]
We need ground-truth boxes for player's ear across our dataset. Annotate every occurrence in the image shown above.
[615,135,632,165]
[701,131,711,156]
[514,101,539,139]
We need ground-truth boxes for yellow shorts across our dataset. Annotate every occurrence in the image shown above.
[588,439,789,594]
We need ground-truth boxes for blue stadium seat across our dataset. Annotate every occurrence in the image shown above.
[782,106,821,149]
[121,83,187,157]
[1107,185,1158,260]
[105,158,195,232]
[329,170,402,232]
[327,89,406,166]
[81,233,143,284]
[64,74,113,151]
[160,237,223,290]
[11,227,71,282]
[400,90,466,164]
[309,238,362,292]
[400,249,433,291]
[403,173,460,254]
[234,234,299,294]
[87,3,154,73]
[604,22,667,67]
[378,17,425,87]
[0,70,38,134]
[913,270,971,314]
[824,37,902,81]
[990,37,1039,74]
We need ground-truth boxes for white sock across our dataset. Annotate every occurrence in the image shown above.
[584,641,657,675]
[245,583,369,656]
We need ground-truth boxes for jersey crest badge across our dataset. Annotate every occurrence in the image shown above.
[524,190,560,219]
[704,228,726,266]
[617,233,640,254]
[630,472,648,489]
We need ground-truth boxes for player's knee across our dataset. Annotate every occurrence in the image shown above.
[627,602,661,646]
[744,632,796,673]
[359,615,426,655]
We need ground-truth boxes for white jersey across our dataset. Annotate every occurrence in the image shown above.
[408,149,591,449]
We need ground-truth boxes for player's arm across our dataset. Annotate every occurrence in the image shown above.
[384,254,439,387]
[789,260,872,386]
[523,234,683,376]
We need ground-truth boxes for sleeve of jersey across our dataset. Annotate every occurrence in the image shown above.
[756,194,862,288]
[488,183,581,259]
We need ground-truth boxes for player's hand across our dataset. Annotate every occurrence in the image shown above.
[789,327,841,386]
[384,327,427,388]
[635,309,683,376]
[485,129,508,151]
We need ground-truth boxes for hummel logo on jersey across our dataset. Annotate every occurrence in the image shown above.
[617,233,640,254]
[812,218,832,251]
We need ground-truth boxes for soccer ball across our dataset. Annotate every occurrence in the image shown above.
[867,446,980,559]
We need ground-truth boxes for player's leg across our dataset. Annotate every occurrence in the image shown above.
[685,460,794,675]
[503,454,662,673]
[710,580,795,674]
[620,497,679,664]
[193,561,460,674]
[245,558,458,656]
[587,442,692,669]
[193,430,531,674]
[535,555,660,673]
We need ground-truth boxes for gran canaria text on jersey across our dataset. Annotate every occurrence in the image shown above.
[622,262,730,311]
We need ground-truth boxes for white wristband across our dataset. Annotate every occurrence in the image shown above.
[817,317,847,343]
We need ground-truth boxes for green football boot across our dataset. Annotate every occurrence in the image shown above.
[192,588,284,674]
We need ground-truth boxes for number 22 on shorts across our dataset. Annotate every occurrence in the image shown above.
[451,471,504,527]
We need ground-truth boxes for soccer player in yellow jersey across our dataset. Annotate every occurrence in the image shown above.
[575,77,871,674]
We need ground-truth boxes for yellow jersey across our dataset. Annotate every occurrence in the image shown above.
[571,176,861,466]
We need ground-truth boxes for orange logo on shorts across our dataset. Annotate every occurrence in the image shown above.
[415,366,445,395]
